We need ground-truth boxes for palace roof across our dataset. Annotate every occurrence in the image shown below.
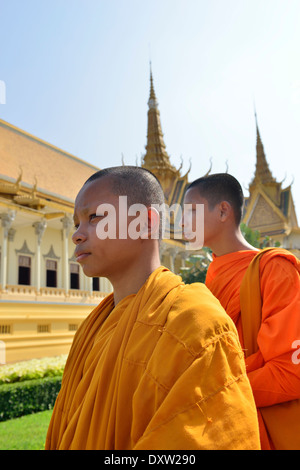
[0,119,99,203]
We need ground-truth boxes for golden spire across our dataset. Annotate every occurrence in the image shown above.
[250,112,276,188]
[149,63,157,104]
[142,64,180,197]
[143,64,171,168]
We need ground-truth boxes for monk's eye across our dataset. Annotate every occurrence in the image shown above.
[89,214,98,222]
[89,214,104,223]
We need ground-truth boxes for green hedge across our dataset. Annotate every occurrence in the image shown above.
[0,355,67,385]
[0,375,62,422]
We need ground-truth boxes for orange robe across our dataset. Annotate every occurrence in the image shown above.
[46,266,260,450]
[206,250,300,450]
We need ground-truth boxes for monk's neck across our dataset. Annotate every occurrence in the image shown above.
[111,256,161,306]
[211,229,257,257]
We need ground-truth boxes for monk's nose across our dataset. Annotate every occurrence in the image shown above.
[72,227,87,245]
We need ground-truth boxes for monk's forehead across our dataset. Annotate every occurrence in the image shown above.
[75,177,119,208]
[184,187,207,204]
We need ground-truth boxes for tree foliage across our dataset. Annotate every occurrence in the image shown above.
[180,248,212,284]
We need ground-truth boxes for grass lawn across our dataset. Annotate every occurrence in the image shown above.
[0,410,53,450]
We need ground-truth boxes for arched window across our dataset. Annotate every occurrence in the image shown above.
[18,255,31,285]
[70,263,80,289]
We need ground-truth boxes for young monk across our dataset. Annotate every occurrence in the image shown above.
[45,166,260,450]
[182,173,300,450]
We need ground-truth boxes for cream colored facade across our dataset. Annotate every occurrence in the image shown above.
[0,120,113,362]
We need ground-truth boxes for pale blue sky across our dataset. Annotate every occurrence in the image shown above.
[1,0,300,219]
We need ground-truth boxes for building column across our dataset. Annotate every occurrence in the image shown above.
[89,276,93,297]
[169,251,175,272]
[169,247,179,273]
[0,211,16,291]
[159,241,167,267]
[61,215,73,296]
[180,251,189,268]
[33,219,47,292]
[100,277,113,294]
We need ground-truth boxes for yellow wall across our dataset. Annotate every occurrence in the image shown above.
[0,301,98,363]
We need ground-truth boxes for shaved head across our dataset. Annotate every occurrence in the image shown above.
[187,173,244,226]
[84,165,164,206]
[84,166,165,237]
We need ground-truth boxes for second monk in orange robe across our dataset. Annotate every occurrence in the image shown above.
[183,173,300,450]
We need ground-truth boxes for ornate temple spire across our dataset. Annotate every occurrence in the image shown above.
[148,63,157,107]
[143,64,173,169]
[142,64,180,197]
[250,112,276,188]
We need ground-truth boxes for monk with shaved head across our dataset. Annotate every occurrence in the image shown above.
[46,166,260,450]
[182,173,300,450]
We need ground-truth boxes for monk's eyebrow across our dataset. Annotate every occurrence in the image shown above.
[73,207,91,221]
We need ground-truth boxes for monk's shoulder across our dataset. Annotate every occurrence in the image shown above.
[165,282,238,354]
[259,251,300,277]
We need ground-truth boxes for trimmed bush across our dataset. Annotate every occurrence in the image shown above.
[0,355,67,384]
[0,375,62,421]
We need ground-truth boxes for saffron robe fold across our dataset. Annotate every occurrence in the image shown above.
[46,266,260,450]
[206,249,300,450]
[240,248,300,450]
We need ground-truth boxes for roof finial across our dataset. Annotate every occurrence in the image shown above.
[204,157,213,177]
[143,64,180,193]
[253,98,257,124]
[251,110,276,186]
[149,61,157,104]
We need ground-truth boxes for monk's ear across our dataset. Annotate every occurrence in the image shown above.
[219,201,232,222]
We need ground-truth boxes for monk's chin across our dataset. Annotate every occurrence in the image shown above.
[83,264,112,280]
[81,266,102,278]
